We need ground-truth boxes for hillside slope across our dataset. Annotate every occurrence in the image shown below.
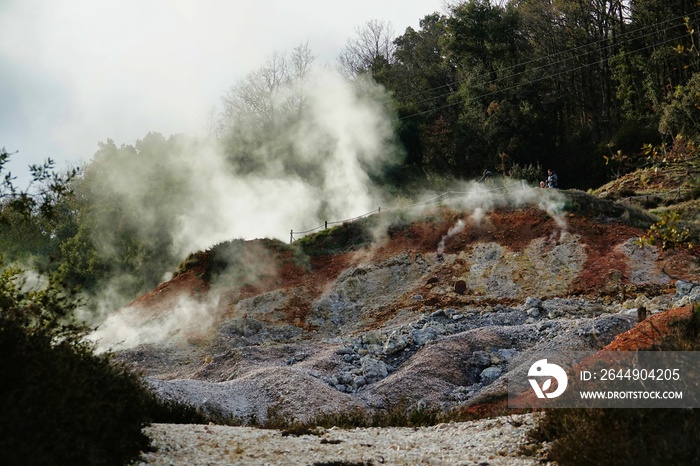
[94,187,700,423]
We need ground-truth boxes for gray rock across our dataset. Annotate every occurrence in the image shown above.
[524,297,542,309]
[361,331,383,346]
[676,280,695,297]
[383,330,410,355]
[497,348,516,361]
[360,356,389,382]
[411,321,445,346]
[676,280,700,303]
[480,367,502,384]
[538,322,554,331]
[471,351,491,367]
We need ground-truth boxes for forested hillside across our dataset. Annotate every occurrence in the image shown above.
[367,0,699,188]
[3,0,699,313]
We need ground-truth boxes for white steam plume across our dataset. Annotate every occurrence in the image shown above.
[89,68,397,260]
[445,180,567,229]
[83,65,401,350]
[87,294,220,354]
[437,219,466,255]
[427,180,567,255]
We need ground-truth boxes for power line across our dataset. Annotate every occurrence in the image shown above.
[398,9,699,108]
[398,27,694,121]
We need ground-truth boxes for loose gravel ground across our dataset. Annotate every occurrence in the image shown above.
[137,413,543,466]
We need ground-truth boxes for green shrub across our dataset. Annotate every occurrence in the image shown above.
[0,262,206,465]
[296,217,376,256]
[0,316,151,466]
[262,399,450,431]
[637,210,695,250]
[508,162,544,185]
[529,408,700,466]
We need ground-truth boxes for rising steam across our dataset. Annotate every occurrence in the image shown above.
[430,180,566,255]
[88,67,397,260]
[87,294,220,353]
[83,54,568,353]
[85,61,401,352]
[437,219,465,255]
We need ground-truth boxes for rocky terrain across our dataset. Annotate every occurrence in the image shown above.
[92,185,697,417]
[87,181,700,462]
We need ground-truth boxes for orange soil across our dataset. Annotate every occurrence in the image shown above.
[129,205,699,332]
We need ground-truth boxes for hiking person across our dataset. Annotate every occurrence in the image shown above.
[546,169,558,188]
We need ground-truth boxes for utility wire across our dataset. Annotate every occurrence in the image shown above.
[406,18,695,110]
[398,29,693,120]
[400,9,699,107]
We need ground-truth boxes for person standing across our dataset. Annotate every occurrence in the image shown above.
[546,169,558,188]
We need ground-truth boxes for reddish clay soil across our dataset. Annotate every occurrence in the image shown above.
[128,205,699,333]
[120,200,700,422]
[604,306,693,351]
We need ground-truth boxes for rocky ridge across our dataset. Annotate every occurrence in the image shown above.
[103,189,700,425]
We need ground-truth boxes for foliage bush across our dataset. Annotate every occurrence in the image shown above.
[259,395,522,433]
[0,263,207,466]
[0,317,151,466]
[637,210,695,250]
[296,217,377,256]
[529,407,700,466]
[507,161,544,185]
[659,73,700,145]
[262,399,445,432]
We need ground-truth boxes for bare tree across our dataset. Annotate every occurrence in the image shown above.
[219,42,315,135]
[337,19,396,78]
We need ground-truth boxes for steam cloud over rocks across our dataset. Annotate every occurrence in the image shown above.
[88,180,568,353]
[90,68,398,259]
[84,64,401,349]
[83,55,568,352]
[88,295,219,353]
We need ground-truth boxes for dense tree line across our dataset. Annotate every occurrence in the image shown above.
[361,0,699,188]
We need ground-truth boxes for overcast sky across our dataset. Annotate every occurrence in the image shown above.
[0,0,448,183]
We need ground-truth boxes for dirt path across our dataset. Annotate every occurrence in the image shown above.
[137,413,542,466]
